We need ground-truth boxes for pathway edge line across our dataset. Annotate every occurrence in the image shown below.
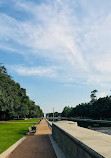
[0,136,26,158]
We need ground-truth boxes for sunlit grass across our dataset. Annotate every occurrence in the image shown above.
[0,123,36,154]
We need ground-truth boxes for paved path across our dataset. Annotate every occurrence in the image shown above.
[7,119,57,158]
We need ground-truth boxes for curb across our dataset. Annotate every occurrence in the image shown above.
[0,137,26,158]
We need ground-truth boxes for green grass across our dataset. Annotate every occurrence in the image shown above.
[9,118,41,123]
[0,123,35,154]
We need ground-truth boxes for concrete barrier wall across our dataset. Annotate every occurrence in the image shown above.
[52,123,103,158]
[47,117,111,127]
[45,118,52,130]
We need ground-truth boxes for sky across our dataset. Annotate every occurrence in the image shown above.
[0,0,111,114]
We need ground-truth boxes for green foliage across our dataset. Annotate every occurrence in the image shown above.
[90,89,98,103]
[46,112,61,117]
[61,106,73,117]
[61,90,111,119]
[0,123,35,153]
[0,64,43,120]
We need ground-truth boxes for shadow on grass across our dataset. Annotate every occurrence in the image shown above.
[18,130,28,135]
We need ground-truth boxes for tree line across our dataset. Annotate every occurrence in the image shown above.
[61,90,111,119]
[46,112,61,117]
[0,64,43,120]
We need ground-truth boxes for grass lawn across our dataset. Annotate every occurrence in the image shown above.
[0,123,35,154]
[9,118,41,123]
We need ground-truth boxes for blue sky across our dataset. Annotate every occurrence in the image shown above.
[0,0,111,113]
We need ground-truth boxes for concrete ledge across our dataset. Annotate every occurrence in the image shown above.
[52,121,111,158]
[49,134,67,158]
[45,118,52,130]
[0,137,26,158]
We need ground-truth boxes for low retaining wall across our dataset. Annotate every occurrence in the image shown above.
[45,118,52,130]
[52,121,111,158]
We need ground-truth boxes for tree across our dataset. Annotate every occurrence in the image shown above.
[61,106,72,117]
[90,89,98,103]
[0,64,43,120]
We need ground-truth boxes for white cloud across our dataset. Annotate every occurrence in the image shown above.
[97,92,107,99]
[0,1,86,68]
[8,65,60,78]
[1,0,111,86]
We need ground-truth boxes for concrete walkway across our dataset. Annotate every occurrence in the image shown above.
[7,119,57,158]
